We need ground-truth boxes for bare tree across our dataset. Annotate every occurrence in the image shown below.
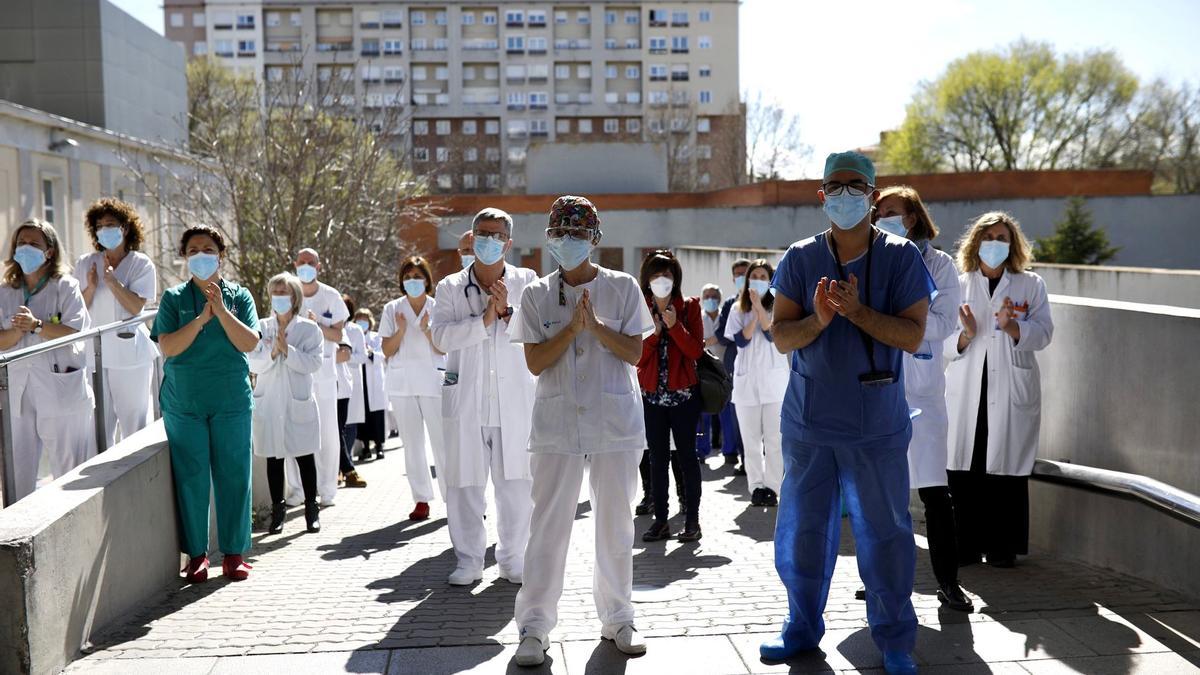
[744,91,811,180]
[123,56,434,310]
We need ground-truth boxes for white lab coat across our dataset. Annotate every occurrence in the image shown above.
[944,269,1054,476]
[904,244,961,489]
[289,281,348,501]
[361,329,387,412]
[724,305,789,407]
[337,321,368,425]
[431,264,538,487]
[0,275,95,500]
[249,316,324,458]
[380,295,443,397]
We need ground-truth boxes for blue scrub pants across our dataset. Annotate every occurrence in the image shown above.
[164,409,253,558]
[773,439,917,654]
[719,402,742,457]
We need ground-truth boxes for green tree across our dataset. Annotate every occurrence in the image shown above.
[882,40,1139,173]
[1034,197,1120,265]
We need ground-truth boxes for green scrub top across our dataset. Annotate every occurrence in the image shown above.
[151,279,260,415]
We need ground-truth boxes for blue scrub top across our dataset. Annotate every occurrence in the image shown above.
[772,230,935,448]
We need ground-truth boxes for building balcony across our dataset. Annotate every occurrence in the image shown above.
[360,21,381,29]
[530,103,548,111]
[671,48,689,54]
[649,75,667,82]
[506,20,524,28]
[671,73,689,82]
[507,103,527,111]
[382,21,403,28]
[317,42,354,52]
[383,48,403,56]
[506,48,525,55]
[362,48,380,57]
[530,130,548,137]
[649,48,667,55]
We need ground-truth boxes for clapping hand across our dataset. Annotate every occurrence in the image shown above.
[662,304,677,329]
[996,296,1016,331]
[202,282,229,318]
[825,274,864,320]
[812,277,836,327]
[11,306,37,332]
[958,304,978,339]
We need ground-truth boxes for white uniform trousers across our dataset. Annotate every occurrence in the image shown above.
[10,383,96,501]
[392,394,446,502]
[101,364,153,447]
[514,450,640,644]
[446,426,533,575]
[737,401,784,493]
[287,385,340,503]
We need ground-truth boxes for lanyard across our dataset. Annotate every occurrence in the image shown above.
[827,229,879,374]
[23,274,49,304]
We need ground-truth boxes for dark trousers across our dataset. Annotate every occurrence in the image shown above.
[917,486,960,585]
[357,365,386,447]
[644,394,703,525]
[639,448,684,504]
[695,412,722,455]
[337,397,358,474]
[267,455,316,505]
[720,402,742,457]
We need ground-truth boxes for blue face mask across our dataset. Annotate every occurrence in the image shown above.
[355,319,370,332]
[546,235,593,271]
[701,297,720,313]
[295,263,318,283]
[733,275,745,291]
[749,279,772,297]
[403,278,426,298]
[97,227,124,250]
[271,294,293,315]
[824,192,871,230]
[473,236,506,265]
[876,215,908,238]
[188,252,220,280]
[461,254,475,269]
[979,240,1010,270]
[13,245,47,276]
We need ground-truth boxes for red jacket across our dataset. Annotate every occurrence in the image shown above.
[637,295,704,393]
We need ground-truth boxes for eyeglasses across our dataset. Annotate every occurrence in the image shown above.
[473,229,509,242]
[546,226,594,240]
[822,181,875,197]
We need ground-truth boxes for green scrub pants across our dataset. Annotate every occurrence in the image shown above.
[164,408,253,558]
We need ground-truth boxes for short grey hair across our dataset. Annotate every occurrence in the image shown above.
[472,207,513,235]
[268,272,304,313]
[701,283,721,297]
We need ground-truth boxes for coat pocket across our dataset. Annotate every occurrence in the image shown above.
[528,395,566,448]
[602,391,644,445]
[860,379,906,437]
[1010,363,1040,409]
[37,368,93,409]
[287,396,320,424]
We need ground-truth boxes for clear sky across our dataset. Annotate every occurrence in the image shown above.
[113,0,1200,178]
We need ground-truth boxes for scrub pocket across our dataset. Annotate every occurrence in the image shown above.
[790,368,859,437]
[860,379,906,436]
[38,368,93,409]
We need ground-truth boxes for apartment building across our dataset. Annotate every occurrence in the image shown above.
[164,1,742,193]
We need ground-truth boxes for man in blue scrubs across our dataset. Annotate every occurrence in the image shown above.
[761,152,934,675]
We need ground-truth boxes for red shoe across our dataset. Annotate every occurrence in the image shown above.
[409,502,430,521]
[184,555,209,584]
[222,554,252,581]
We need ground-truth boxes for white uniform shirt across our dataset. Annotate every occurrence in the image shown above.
[702,309,724,361]
[724,305,789,407]
[480,317,503,427]
[300,282,349,383]
[510,266,654,455]
[0,275,92,402]
[379,295,442,397]
[75,251,158,369]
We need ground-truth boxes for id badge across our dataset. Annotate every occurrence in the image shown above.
[858,370,896,387]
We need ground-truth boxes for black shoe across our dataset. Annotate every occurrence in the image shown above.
[733,464,747,476]
[855,587,866,601]
[958,554,982,568]
[375,446,385,460]
[678,523,702,542]
[986,553,1016,568]
[937,583,974,612]
[634,497,654,516]
[642,521,672,542]
[268,503,286,534]
[763,489,779,507]
[304,502,321,533]
[750,488,766,507]
[724,454,738,466]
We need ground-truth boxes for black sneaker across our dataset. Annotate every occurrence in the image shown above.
[733,464,747,476]
[937,583,974,612]
[750,488,766,506]
[855,587,866,600]
[678,523,702,542]
[986,553,1016,568]
[375,446,385,461]
[724,454,738,466]
[763,489,779,507]
[642,521,672,542]
[634,496,654,516]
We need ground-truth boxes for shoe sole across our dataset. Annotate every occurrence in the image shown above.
[602,636,647,656]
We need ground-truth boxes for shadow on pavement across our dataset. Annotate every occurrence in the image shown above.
[316,517,448,561]
[580,639,641,675]
[631,542,731,587]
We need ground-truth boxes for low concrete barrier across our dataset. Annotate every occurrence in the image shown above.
[1033,263,1200,309]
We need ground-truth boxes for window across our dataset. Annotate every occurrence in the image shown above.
[383,39,403,54]
[556,64,571,79]
[436,120,451,135]
[411,11,426,25]
[463,174,478,189]
[359,10,379,27]
[698,35,712,50]
[648,90,669,104]
[699,90,712,104]
[505,10,524,25]
[605,38,617,49]
[485,120,500,134]
[462,120,477,135]
[413,147,430,162]
[462,12,475,25]
[625,118,641,133]
[508,173,526,188]
[486,148,500,162]
[672,89,688,104]
[672,36,689,52]
[697,117,711,133]
[435,66,449,80]
[529,91,548,107]
[577,11,590,24]
[214,40,234,56]
[507,91,526,107]
[578,119,592,133]
[699,173,711,186]
[506,64,526,80]
[605,65,618,79]
[41,179,56,224]
[648,118,664,133]
[465,147,479,161]
[529,10,547,25]
[506,35,525,51]
[626,91,641,103]
[671,10,687,26]
[435,11,447,25]
[626,65,640,79]
[437,175,453,190]
[290,12,302,27]
[625,11,639,24]
[555,11,568,24]
[649,37,667,53]
[577,64,591,78]
[193,12,205,27]
[362,38,380,55]
[412,66,427,81]
[383,66,404,82]
[697,145,712,159]
[213,11,233,28]
[436,147,450,162]
[699,64,711,78]
[603,118,619,134]
[486,174,500,188]
[413,120,430,135]
[483,12,498,25]
[649,64,667,80]
[383,10,403,27]
[237,13,255,29]
[530,119,549,135]
[671,64,688,81]
[671,117,688,132]
[463,65,477,80]
[193,42,208,56]
[648,9,668,26]
[484,66,499,79]
[605,11,616,25]
[411,38,428,50]
[625,37,639,49]
[434,38,448,50]
[266,12,281,27]
[507,119,528,136]
[557,118,571,133]
[528,36,547,52]
[170,13,184,27]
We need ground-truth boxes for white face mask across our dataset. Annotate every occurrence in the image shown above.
[649,277,674,299]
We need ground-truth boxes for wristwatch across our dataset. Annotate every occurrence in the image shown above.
[31,319,44,335]
[500,305,513,319]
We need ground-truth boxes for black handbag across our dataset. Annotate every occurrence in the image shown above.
[696,348,732,414]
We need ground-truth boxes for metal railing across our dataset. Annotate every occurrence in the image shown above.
[0,310,160,507]
[1032,458,1200,527]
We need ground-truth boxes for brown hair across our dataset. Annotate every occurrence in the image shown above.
[353,307,375,330]
[5,219,70,288]
[738,258,776,313]
[178,225,228,256]
[955,211,1034,274]
[875,185,938,241]
[731,257,752,274]
[85,197,146,252]
[639,249,684,304]
[398,255,435,297]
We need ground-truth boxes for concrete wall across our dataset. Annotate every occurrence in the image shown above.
[674,245,783,300]
[1032,263,1200,309]
[526,141,668,195]
[98,0,188,145]
[1031,295,1200,599]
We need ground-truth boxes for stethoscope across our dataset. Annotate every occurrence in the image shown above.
[463,267,486,317]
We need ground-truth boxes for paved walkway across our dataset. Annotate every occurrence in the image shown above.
[67,438,1200,674]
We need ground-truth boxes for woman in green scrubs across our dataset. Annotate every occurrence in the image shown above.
[151,225,260,583]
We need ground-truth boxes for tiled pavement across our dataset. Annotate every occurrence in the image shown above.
[67,438,1200,674]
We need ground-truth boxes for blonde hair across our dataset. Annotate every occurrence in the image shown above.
[268,272,304,312]
[876,185,939,241]
[955,211,1033,274]
[5,219,70,288]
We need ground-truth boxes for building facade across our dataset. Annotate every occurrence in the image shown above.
[164,0,742,193]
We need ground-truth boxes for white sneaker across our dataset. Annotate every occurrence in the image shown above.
[498,568,523,584]
[447,567,482,586]
[607,625,646,656]
[514,636,547,667]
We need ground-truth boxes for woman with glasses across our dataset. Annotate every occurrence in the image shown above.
[724,259,788,507]
[381,256,447,521]
[637,249,705,542]
[0,219,93,501]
